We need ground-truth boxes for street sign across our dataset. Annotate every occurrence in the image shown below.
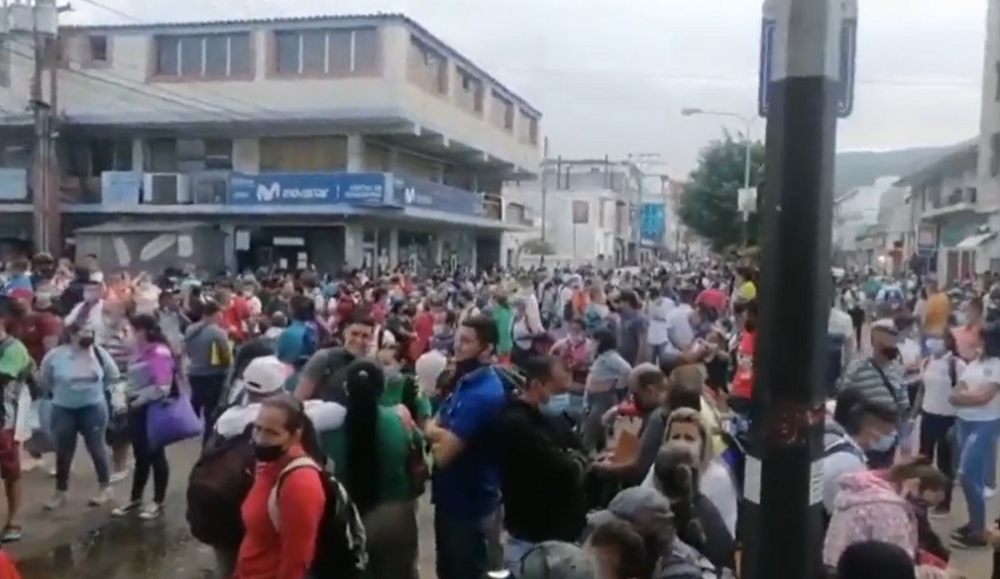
[757,0,858,118]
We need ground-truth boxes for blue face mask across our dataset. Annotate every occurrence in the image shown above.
[541,393,571,416]
[870,431,897,452]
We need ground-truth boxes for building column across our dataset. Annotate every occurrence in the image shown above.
[346,134,365,172]
[219,224,237,272]
[344,223,364,267]
[433,235,443,265]
[131,138,145,172]
[389,228,399,269]
[387,148,400,173]
[471,172,479,192]
[433,163,445,183]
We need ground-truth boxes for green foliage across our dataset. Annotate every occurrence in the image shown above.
[520,238,556,255]
[678,134,766,252]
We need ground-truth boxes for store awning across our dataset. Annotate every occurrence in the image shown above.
[956,232,996,248]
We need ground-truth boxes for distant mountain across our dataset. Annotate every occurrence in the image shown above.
[834,146,955,195]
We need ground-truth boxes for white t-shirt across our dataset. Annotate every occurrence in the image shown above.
[646,297,675,346]
[955,357,1000,422]
[898,337,922,384]
[828,308,853,340]
[921,354,964,417]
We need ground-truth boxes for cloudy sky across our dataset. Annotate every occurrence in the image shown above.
[67,0,986,174]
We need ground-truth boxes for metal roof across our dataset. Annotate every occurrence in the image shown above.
[893,138,978,187]
[60,13,541,117]
[74,220,210,234]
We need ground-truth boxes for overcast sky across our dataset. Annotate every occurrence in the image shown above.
[68,0,986,175]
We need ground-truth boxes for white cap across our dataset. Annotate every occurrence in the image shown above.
[414,350,448,394]
[871,318,899,334]
[241,356,290,395]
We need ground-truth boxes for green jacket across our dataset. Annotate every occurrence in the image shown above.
[492,305,514,355]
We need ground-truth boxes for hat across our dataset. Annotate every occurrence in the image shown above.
[414,350,448,394]
[587,486,674,540]
[241,356,290,395]
[871,318,899,335]
[518,542,599,579]
[7,288,32,300]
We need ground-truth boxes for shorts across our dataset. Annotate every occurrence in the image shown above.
[0,429,21,482]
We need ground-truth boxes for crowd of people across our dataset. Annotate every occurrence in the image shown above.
[0,252,995,578]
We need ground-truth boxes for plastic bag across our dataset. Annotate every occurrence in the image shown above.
[146,395,203,449]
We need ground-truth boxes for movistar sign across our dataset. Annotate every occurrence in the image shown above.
[228,172,387,208]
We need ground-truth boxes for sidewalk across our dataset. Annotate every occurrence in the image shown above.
[4,439,201,562]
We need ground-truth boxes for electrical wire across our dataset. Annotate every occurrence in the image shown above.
[8,38,282,119]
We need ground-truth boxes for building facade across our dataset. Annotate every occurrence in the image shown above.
[0,7,540,272]
[501,158,643,268]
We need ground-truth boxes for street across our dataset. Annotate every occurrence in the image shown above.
[8,413,999,579]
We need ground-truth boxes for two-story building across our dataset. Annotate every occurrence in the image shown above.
[0,6,539,272]
[896,140,997,282]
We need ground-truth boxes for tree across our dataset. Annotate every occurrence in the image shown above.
[678,134,766,252]
[519,238,556,255]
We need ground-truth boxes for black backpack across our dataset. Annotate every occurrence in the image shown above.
[269,457,368,579]
[186,428,256,550]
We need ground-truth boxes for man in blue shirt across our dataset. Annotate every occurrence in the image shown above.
[426,314,507,579]
[275,295,319,392]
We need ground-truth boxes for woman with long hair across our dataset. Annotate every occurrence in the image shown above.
[323,359,420,579]
[950,321,1000,548]
[917,329,964,516]
[649,435,736,573]
[111,313,176,519]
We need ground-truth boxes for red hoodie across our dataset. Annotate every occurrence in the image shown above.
[235,446,325,579]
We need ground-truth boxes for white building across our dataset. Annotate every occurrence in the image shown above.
[0,6,540,271]
[502,159,634,267]
[977,0,1000,214]
[832,176,895,253]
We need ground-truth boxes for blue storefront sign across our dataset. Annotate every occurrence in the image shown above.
[639,203,666,243]
[392,176,485,217]
[229,173,389,206]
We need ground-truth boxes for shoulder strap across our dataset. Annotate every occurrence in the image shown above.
[948,356,958,388]
[267,456,320,529]
[823,438,864,461]
[868,358,902,406]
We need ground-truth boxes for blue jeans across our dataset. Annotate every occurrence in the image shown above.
[51,403,111,491]
[504,537,537,577]
[434,509,502,579]
[957,418,1000,534]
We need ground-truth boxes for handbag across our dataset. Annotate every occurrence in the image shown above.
[146,391,203,449]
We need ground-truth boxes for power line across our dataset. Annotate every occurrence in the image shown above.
[483,65,983,91]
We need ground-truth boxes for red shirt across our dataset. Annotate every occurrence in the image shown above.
[235,446,325,579]
[410,311,434,361]
[371,302,387,325]
[695,288,727,313]
[222,297,251,341]
[0,550,22,579]
[731,330,756,399]
[7,312,61,366]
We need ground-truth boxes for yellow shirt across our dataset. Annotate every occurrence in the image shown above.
[923,292,950,334]
[738,281,757,301]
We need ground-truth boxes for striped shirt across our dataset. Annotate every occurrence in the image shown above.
[841,357,910,417]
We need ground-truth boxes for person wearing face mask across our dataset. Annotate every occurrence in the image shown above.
[821,387,902,519]
[425,315,507,579]
[916,332,963,516]
[39,324,119,510]
[840,318,910,468]
[949,322,1000,548]
[233,394,327,579]
[495,355,587,576]
[822,458,949,570]
[64,279,105,340]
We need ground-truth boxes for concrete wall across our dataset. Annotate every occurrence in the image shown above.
[75,228,226,274]
[0,18,539,171]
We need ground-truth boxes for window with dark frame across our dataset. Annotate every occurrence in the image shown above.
[87,35,108,63]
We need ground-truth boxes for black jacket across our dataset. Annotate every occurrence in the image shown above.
[496,399,587,543]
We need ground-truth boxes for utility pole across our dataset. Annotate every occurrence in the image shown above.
[30,0,64,255]
[539,137,549,266]
[741,0,840,578]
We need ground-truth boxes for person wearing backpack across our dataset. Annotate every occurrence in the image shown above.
[275,296,320,394]
[916,332,963,516]
[320,359,422,579]
[234,395,328,579]
[189,355,345,579]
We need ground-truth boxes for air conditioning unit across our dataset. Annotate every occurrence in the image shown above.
[7,3,57,35]
[142,173,191,205]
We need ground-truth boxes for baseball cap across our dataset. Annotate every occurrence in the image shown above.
[241,356,291,395]
[518,542,599,579]
[587,486,674,541]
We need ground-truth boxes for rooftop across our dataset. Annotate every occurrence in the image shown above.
[61,12,540,117]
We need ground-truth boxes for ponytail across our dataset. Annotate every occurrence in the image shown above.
[343,359,383,516]
[652,442,707,554]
